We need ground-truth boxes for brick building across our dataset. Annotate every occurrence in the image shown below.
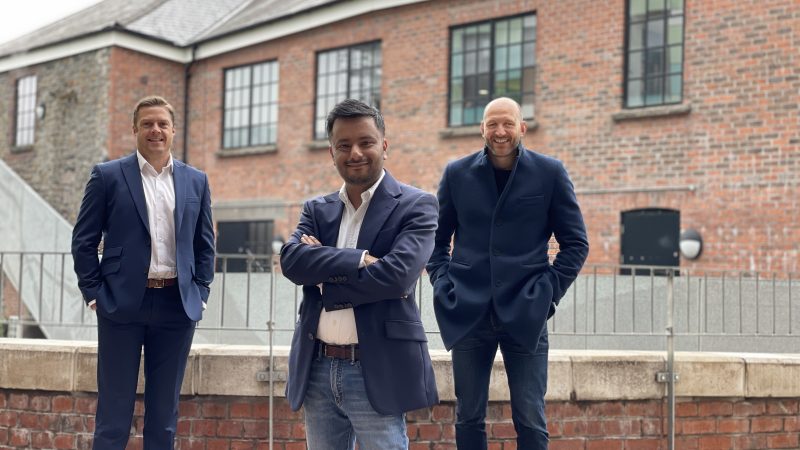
[1,0,798,273]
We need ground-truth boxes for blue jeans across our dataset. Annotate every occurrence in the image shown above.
[303,355,408,450]
[451,310,549,450]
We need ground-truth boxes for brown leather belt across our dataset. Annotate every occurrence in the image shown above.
[146,278,177,288]
[317,340,360,361]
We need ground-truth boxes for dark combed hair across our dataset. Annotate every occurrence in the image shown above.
[325,99,385,140]
[133,95,175,127]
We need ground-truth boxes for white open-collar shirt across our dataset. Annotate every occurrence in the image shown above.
[316,169,386,345]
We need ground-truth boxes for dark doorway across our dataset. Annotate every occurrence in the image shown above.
[620,208,679,275]
[216,220,274,272]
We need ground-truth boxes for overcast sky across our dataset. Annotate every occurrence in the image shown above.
[0,0,102,45]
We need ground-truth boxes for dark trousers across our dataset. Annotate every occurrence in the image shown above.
[451,309,549,450]
[93,285,195,450]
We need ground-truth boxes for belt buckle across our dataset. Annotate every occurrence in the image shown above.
[151,278,166,288]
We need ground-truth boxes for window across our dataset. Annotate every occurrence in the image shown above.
[216,220,275,273]
[449,14,536,127]
[625,0,685,107]
[223,61,279,149]
[314,42,382,140]
[15,75,37,147]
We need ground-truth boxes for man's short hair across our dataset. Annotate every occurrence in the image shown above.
[325,99,385,140]
[133,96,175,127]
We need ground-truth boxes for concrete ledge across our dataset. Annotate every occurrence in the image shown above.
[2,339,799,401]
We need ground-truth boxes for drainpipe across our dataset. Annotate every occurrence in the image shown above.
[182,45,197,163]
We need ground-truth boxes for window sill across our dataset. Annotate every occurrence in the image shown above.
[216,145,277,158]
[439,119,538,139]
[612,103,691,122]
[11,145,33,154]
[306,140,330,151]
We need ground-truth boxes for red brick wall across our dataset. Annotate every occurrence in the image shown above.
[1,390,798,449]
[181,0,799,274]
[107,47,186,161]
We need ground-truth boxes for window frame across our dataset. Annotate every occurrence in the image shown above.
[14,75,37,147]
[447,12,537,127]
[623,0,686,109]
[220,59,280,150]
[313,40,382,141]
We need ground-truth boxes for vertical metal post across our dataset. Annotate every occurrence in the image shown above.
[666,269,675,450]
[268,255,277,450]
[16,253,24,338]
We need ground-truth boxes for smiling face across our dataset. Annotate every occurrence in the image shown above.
[329,116,387,196]
[480,98,527,169]
[133,105,175,167]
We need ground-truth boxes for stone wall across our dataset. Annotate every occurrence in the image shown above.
[1,340,799,449]
[0,50,111,224]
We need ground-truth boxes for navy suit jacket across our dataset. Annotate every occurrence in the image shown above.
[427,147,589,352]
[72,152,215,322]
[280,171,439,415]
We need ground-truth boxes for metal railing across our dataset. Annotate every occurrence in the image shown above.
[2,252,798,352]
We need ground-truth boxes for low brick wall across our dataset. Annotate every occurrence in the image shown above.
[1,340,799,449]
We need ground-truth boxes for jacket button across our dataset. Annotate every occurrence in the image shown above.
[495,280,502,287]
[307,333,314,340]
[495,221,502,227]
[492,249,500,256]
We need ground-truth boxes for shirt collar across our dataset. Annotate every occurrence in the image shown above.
[136,150,174,174]
[338,169,386,207]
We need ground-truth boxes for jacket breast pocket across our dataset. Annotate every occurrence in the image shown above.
[518,194,544,205]
[385,320,428,342]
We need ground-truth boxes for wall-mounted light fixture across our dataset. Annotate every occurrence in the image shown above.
[679,229,703,260]
[35,103,46,120]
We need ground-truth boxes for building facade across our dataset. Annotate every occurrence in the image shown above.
[1,0,798,273]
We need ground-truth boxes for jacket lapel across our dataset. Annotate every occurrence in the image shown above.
[357,171,400,250]
[121,153,150,233]
[317,193,344,247]
[173,159,186,233]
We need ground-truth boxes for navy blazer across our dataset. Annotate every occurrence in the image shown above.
[72,152,215,322]
[427,147,589,352]
[280,171,439,415]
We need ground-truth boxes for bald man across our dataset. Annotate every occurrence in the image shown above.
[427,97,588,449]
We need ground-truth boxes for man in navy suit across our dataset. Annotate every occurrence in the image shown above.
[280,99,438,449]
[72,96,215,449]
[427,97,589,449]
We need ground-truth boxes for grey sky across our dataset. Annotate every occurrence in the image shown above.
[0,0,102,45]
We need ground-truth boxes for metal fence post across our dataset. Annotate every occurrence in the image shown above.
[666,269,676,450]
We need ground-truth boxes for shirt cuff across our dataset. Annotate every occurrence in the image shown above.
[358,250,368,269]
[87,300,96,308]
[202,301,207,310]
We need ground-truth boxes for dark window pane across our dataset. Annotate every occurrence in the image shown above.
[646,19,664,48]
[645,48,664,76]
[645,77,664,105]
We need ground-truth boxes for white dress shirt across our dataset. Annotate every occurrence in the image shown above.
[137,151,178,279]
[316,170,386,345]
